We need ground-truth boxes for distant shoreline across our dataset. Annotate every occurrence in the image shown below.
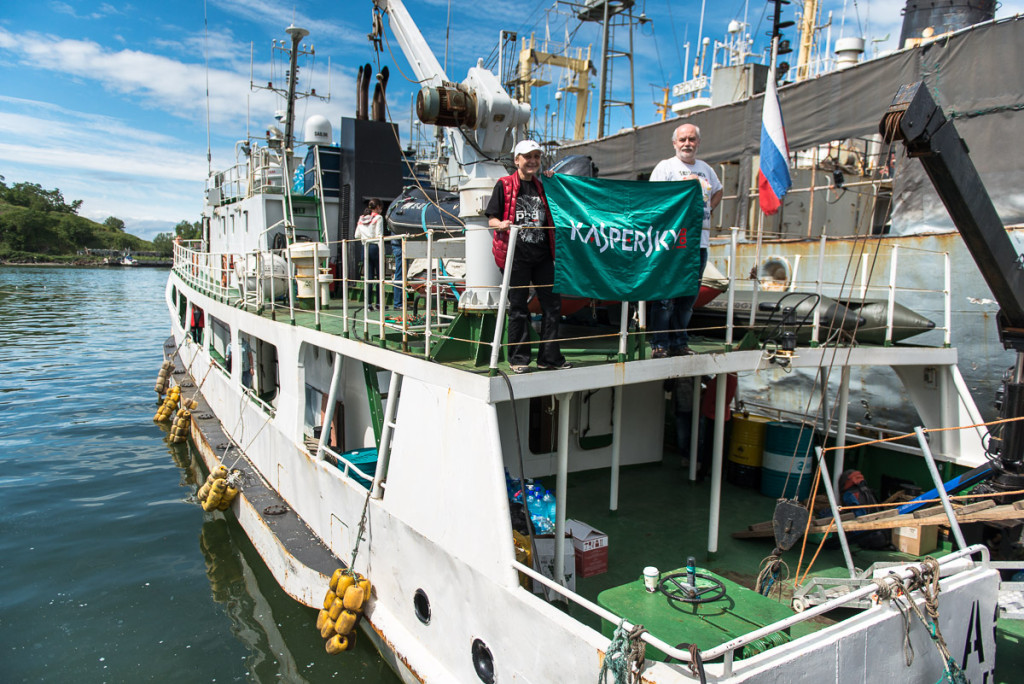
[1,259,171,268]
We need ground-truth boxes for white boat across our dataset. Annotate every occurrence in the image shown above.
[161,6,1013,683]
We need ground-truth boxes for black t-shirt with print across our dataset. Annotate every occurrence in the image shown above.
[485,178,551,263]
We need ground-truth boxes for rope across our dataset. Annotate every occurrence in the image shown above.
[598,621,647,684]
[687,643,707,684]
[871,558,969,683]
[756,551,790,600]
[347,487,374,573]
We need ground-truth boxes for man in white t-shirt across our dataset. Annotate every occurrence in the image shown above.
[648,123,723,356]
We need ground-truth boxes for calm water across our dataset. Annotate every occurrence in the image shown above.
[0,266,399,683]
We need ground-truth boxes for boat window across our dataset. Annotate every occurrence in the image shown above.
[304,385,323,438]
[300,343,343,447]
[208,316,231,372]
[178,294,188,330]
[239,332,279,409]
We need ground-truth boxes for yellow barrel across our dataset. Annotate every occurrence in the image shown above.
[727,414,771,488]
[728,414,771,467]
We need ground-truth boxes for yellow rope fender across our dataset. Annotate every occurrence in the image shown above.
[154,359,174,395]
[319,569,373,654]
[197,466,240,511]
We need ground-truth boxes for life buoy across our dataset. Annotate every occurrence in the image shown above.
[221,256,229,287]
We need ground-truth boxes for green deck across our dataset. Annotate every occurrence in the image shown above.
[597,567,796,660]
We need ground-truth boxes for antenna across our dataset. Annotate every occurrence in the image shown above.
[203,0,212,173]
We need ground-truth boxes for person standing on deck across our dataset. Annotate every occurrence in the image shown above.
[355,199,384,311]
[649,123,723,357]
[486,140,570,373]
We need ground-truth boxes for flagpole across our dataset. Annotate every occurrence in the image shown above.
[750,36,779,327]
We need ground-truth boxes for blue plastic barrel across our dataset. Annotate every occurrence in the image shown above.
[759,422,815,499]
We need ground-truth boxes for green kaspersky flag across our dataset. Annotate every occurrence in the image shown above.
[543,174,705,301]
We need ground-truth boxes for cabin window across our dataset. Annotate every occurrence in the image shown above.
[208,316,231,372]
[178,294,188,330]
[239,332,279,409]
[300,344,343,448]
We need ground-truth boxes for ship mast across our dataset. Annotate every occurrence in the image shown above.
[283,25,309,151]
[794,0,818,81]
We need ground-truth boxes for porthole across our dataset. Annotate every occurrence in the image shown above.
[413,588,431,625]
[758,256,792,291]
[471,639,495,684]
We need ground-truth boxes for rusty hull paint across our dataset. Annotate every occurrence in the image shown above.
[363,618,425,683]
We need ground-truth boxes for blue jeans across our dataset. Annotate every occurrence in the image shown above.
[365,243,380,307]
[651,248,707,350]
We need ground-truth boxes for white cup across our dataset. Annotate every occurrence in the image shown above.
[643,566,660,592]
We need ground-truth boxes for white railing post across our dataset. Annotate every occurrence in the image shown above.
[341,240,349,335]
[886,245,899,345]
[617,300,629,360]
[377,235,386,341]
[943,250,952,347]
[489,226,520,373]
[317,353,345,460]
[812,233,826,345]
[425,231,433,356]
[859,252,869,300]
[726,227,738,346]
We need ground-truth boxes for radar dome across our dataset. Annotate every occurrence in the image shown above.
[303,115,332,145]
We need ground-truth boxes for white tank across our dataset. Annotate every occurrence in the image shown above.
[303,115,332,145]
[834,37,865,70]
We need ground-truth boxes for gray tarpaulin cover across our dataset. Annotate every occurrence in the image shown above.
[559,17,1024,236]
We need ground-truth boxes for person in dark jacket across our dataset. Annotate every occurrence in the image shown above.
[485,140,569,373]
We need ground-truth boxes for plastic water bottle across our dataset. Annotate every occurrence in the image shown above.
[532,515,554,534]
[542,492,556,521]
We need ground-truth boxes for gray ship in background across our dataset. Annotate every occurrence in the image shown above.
[557,1,1023,437]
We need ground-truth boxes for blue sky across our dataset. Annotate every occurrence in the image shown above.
[2,1,1021,239]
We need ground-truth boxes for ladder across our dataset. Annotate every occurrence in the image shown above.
[361,362,403,499]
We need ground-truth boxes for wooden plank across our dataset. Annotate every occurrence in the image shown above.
[855,508,904,523]
[807,504,1024,534]
[912,500,995,518]
[912,504,945,519]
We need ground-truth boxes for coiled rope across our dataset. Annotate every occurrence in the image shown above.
[599,621,647,684]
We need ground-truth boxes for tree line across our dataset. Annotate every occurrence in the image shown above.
[0,175,200,260]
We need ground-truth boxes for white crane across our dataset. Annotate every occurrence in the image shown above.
[371,0,532,308]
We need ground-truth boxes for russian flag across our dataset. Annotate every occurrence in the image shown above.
[757,72,791,216]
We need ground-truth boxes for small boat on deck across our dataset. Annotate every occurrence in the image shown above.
[691,289,935,344]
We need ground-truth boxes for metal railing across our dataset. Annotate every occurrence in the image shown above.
[514,543,990,677]
[173,220,950,368]
[713,234,951,347]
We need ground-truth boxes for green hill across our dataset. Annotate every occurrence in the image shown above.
[0,178,157,262]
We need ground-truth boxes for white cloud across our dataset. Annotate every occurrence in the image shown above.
[210,0,363,45]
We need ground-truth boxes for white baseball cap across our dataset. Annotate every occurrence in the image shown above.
[512,140,542,157]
